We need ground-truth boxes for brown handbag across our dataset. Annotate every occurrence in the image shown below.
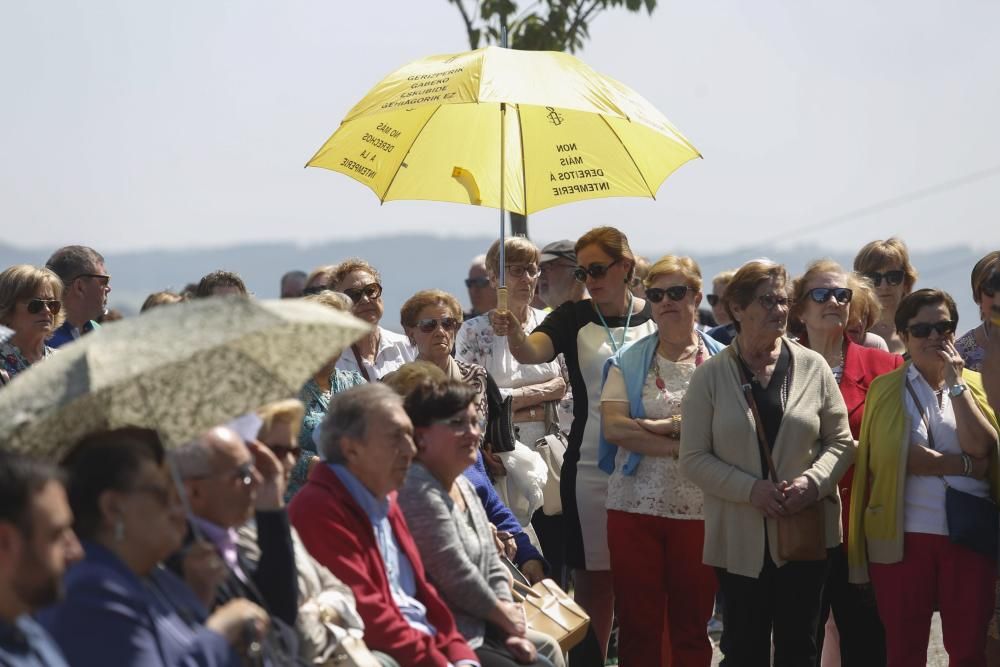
[737,361,827,562]
[511,578,590,652]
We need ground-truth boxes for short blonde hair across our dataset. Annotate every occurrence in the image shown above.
[0,265,65,328]
[305,265,338,290]
[140,291,184,313]
[853,237,918,291]
[847,272,881,332]
[723,260,788,333]
[257,399,305,442]
[303,290,352,313]
[382,361,449,397]
[644,255,702,291]
[575,226,636,282]
[789,259,847,327]
[484,237,540,279]
[400,289,463,329]
[712,270,736,288]
[333,259,381,287]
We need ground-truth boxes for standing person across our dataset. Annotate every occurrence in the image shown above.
[848,289,999,667]
[332,259,416,380]
[846,273,891,351]
[0,452,83,666]
[537,241,587,310]
[466,255,498,320]
[280,270,308,299]
[790,260,903,666]
[679,260,855,666]
[194,271,249,298]
[956,251,1000,371]
[494,226,657,665]
[303,265,338,295]
[853,238,918,355]
[706,269,736,345]
[44,245,110,347]
[0,265,64,384]
[599,255,724,667]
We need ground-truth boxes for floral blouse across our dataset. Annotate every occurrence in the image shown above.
[956,325,987,372]
[1,341,55,385]
[286,369,366,500]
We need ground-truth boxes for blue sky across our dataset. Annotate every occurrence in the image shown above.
[2,1,998,254]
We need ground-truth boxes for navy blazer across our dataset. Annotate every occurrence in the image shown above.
[40,541,239,667]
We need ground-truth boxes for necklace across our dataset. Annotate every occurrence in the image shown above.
[653,336,706,392]
[593,292,635,353]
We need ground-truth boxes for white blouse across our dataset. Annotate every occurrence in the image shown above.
[455,309,561,392]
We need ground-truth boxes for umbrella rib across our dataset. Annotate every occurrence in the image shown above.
[379,106,444,204]
[599,115,655,198]
[515,104,528,215]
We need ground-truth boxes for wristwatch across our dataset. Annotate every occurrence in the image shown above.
[948,383,968,398]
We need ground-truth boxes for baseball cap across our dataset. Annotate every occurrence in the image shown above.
[540,240,576,264]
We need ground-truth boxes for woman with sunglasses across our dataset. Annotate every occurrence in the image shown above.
[494,226,656,666]
[848,289,999,666]
[0,265,64,385]
[853,238,919,355]
[789,260,903,666]
[598,255,724,666]
[287,290,366,499]
[956,251,1000,373]
[679,260,855,666]
[333,258,416,381]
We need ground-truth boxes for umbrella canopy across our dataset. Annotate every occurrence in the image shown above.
[307,45,700,216]
[0,297,370,458]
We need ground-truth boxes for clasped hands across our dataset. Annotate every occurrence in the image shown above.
[750,475,817,519]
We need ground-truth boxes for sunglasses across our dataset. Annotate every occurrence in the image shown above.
[75,273,111,287]
[646,285,690,303]
[906,320,956,338]
[416,317,459,333]
[573,260,620,283]
[864,270,905,287]
[465,276,490,289]
[26,299,62,315]
[343,283,382,303]
[756,294,790,310]
[302,284,331,296]
[706,294,720,307]
[267,443,301,460]
[807,287,853,305]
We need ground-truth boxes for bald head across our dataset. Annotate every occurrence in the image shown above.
[173,427,259,528]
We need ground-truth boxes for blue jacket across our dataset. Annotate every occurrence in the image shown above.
[598,330,725,476]
[46,320,99,348]
[40,541,239,667]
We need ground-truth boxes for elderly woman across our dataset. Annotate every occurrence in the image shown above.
[853,238,919,355]
[845,272,890,351]
[0,265,64,384]
[288,290,366,499]
[303,264,338,295]
[789,259,903,666]
[41,428,267,666]
[956,251,1000,372]
[599,255,724,666]
[678,260,855,666]
[494,226,656,665]
[848,289,999,667]
[333,258,416,380]
[400,291,548,584]
[398,380,563,667]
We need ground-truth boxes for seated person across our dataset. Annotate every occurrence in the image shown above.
[289,384,477,667]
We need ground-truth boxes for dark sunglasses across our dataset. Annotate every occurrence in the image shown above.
[302,284,331,296]
[26,299,62,315]
[807,287,853,305]
[343,283,382,303]
[906,320,956,338]
[646,285,690,303]
[75,273,111,287]
[268,443,301,460]
[416,317,459,333]
[465,276,490,289]
[573,260,620,283]
[756,294,790,310]
[706,294,720,307]
[864,270,905,287]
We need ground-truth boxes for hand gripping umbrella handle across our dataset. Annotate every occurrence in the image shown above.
[497,286,508,313]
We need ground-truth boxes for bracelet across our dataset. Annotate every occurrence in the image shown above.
[671,414,681,439]
[961,453,972,477]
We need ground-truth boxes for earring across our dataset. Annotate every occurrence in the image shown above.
[114,518,125,542]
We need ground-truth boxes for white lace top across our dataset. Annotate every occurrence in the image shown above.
[601,359,704,519]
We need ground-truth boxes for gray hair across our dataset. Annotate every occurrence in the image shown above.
[319,384,403,463]
[45,245,105,285]
[171,429,230,479]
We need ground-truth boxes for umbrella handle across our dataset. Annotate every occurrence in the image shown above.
[497,286,508,314]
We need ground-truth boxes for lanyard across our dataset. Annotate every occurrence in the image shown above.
[594,292,634,353]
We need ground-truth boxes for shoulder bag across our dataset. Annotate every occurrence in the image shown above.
[533,400,567,516]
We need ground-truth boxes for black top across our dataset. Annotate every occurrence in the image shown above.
[738,341,791,478]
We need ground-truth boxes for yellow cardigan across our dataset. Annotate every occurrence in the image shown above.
[847,363,1000,584]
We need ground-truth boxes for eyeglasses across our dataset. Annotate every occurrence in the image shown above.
[193,461,256,487]
[756,294,790,310]
[343,283,382,303]
[864,270,905,287]
[806,287,853,305]
[645,285,690,303]
[465,276,490,289]
[302,284,330,296]
[906,320,956,338]
[432,415,484,435]
[26,299,62,315]
[416,317,460,333]
[573,260,620,283]
[74,273,111,287]
[706,294,720,307]
[267,443,301,460]
[506,264,539,278]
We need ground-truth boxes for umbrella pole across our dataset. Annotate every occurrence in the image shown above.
[497,21,508,316]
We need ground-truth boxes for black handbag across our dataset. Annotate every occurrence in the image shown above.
[906,379,999,560]
[485,371,516,454]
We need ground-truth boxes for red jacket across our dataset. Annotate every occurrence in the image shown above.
[289,464,477,667]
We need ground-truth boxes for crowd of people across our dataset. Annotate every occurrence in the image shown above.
[0,231,999,667]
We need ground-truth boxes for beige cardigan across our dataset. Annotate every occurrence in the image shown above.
[679,337,855,578]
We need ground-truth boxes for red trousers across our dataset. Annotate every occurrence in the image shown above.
[607,510,717,667]
[869,532,997,667]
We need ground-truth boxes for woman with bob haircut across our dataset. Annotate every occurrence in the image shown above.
[0,265,65,384]
[853,238,919,355]
[956,250,1000,372]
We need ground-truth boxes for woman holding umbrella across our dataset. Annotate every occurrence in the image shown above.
[494,226,656,664]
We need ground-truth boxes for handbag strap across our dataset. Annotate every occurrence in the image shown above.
[350,345,372,382]
[736,357,780,484]
[904,377,936,451]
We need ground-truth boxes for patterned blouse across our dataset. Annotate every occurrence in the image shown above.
[956,325,987,372]
[1,341,55,385]
[286,369,366,500]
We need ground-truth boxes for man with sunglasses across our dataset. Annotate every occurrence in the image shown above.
[44,245,110,348]
[464,255,497,321]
